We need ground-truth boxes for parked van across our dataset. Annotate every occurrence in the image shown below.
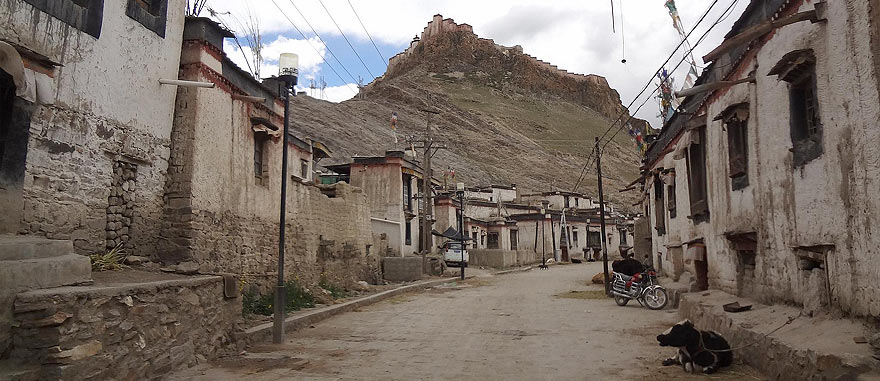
[441,241,468,267]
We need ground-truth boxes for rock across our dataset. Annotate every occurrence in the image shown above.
[870,332,880,350]
[46,340,103,364]
[355,280,370,291]
[121,296,134,307]
[124,255,149,266]
[175,261,200,274]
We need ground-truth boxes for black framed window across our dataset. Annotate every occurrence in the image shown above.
[24,0,104,38]
[653,174,666,235]
[667,184,676,218]
[126,0,168,38]
[619,229,627,245]
[572,230,578,247]
[722,105,750,190]
[405,221,411,245]
[510,230,518,250]
[253,134,266,184]
[686,127,710,222]
[300,159,309,180]
[487,232,499,249]
[769,50,823,167]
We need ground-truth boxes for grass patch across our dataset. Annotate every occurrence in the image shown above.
[242,280,316,316]
[553,290,608,300]
[319,278,349,299]
[89,243,129,272]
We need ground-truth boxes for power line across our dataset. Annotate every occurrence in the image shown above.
[599,0,742,155]
[346,0,387,66]
[571,0,727,192]
[285,0,361,86]
[317,0,376,78]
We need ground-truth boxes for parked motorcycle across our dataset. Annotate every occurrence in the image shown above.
[610,264,668,310]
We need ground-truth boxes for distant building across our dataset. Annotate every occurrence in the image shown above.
[324,150,430,257]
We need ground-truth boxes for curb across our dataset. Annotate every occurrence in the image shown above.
[242,264,535,344]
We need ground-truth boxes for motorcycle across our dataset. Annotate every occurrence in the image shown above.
[610,263,668,310]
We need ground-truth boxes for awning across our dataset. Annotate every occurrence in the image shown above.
[431,227,471,241]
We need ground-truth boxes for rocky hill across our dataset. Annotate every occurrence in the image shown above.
[289,15,647,208]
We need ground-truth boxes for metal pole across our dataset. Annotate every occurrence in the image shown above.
[550,213,557,261]
[596,137,611,295]
[458,191,465,280]
[541,215,546,267]
[273,79,293,343]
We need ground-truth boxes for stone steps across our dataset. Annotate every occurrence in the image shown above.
[0,235,91,291]
[0,235,75,261]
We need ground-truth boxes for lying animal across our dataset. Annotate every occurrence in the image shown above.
[656,319,732,374]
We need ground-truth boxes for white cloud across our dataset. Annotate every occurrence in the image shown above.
[224,35,326,80]
[206,0,750,127]
[295,83,357,102]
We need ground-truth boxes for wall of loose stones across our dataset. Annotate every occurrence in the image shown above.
[11,276,242,380]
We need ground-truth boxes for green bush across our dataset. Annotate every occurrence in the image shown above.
[242,280,316,317]
[319,278,349,299]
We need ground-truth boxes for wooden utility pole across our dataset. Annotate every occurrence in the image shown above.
[596,137,611,295]
[409,104,445,273]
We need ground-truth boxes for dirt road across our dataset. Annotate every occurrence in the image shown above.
[172,262,763,380]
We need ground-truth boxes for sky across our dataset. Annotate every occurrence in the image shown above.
[204,0,750,128]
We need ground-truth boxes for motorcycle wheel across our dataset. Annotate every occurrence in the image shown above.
[614,295,629,306]
[644,287,669,310]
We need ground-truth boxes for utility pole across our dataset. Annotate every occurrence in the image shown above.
[409,100,445,274]
[596,137,610,295]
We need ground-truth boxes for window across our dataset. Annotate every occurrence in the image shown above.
[405,221,411,245]
[472,232,478,247]
[402,175,412,212]
[572,230,579,247]
[653,174,666,235]
[721,104,750,190]
[667,184,677,219]
[686,127,710,222]
[253,135,267,184]
[769,50,822,166]
[587,231,601,247]
[510,230,518,250]
[564,196,570,208]
[300,159,309,180]
[487,232,499,249]
[126,0,168,37]
[574,198,579,208]
[24,0,104,38]
[619,229,627,245]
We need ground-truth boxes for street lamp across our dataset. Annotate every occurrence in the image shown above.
[540,200,550,269]
[273,53,298,344]
[456,182,466,280]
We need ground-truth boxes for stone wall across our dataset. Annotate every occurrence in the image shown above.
[0,0,186,257]
[11,275,242,380]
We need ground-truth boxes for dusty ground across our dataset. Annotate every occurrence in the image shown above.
[172,263,764,380]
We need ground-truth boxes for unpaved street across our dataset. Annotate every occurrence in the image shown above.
[174,263,762,380]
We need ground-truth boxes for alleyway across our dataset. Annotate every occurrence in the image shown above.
[174,263,763,380]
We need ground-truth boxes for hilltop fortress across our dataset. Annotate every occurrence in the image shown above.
[385,14,610,88]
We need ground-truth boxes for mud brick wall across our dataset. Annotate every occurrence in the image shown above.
[11,276,242,380]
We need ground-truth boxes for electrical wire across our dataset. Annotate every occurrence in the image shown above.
[346,0,387,66]
[600,0,741,155]
[269,0,358,93]
[285,0,361,86]
[572,0,728,192]
[317,0,376,78]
